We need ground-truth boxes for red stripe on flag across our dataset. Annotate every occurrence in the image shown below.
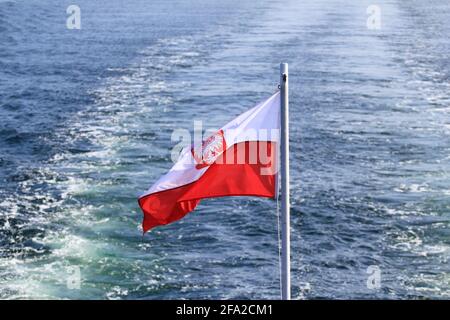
[139,141,277,233]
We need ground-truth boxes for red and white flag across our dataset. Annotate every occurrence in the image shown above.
[138,92,280,232]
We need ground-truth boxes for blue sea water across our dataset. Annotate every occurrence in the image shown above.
[1,0,449,299]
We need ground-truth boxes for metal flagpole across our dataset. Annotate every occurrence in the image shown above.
[280,63,291,300]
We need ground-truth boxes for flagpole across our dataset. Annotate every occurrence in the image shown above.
[280,62,291,300]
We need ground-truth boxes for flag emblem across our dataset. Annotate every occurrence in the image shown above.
[192,130,226,169]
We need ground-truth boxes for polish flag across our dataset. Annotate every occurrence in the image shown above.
[138,92,280,233]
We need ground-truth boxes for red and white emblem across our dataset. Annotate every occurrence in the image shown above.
[192,130,227,169]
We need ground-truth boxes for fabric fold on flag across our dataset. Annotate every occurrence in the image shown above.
[139,91,280,233]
